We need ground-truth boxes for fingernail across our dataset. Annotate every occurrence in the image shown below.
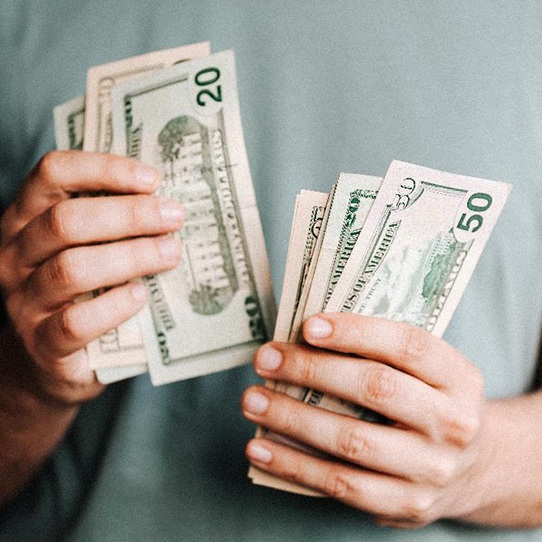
[305,317,332,339]
[157,236,181,261]
[243,390,269,415]
[159,198,184,225]
[136,164,160,187]
[247,442,273,464]
[256,345,282,372]
[130,283,148,302]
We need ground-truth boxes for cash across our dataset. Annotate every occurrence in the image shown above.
[53,44,276,385]
[53,45,511,495]
[250,160,510,494]
[53,95,85,151]
[111,50,276,384]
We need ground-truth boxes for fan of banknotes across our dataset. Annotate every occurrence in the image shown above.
[53,39,511,425]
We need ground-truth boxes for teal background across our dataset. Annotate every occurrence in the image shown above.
[1,1,542,540]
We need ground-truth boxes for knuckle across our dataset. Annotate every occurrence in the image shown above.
[58,306,85,343]
[36,151,62,181]
[126,198,143,231]
[49,250,81,290]
[426,457,456,488]
[281,405,302,435]
[122,156,139,179]
[440,409,480,447]
[400,325,430,364]
[401,491,434,524]
[323,468,356,500]
[360,365,396,405]
[336,424,372,463]
[104,154,136,185]
[297,350,321,385]
[47,201,78,242]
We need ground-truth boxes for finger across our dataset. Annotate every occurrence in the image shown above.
[27,234,181,308]
[245,438,429,522]
[34,348,105,405]
[302,313,469,389]
[242,386,447,482]
[35,282,149,359]
[12,195,183,267]
[2,151,161,241]
[255,343,455,433]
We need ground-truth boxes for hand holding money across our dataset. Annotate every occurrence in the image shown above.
[243,311,486,528]
[54,43,276,385]
[246,160,510,509]
[0,151,179,404]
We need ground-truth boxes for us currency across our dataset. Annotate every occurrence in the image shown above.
[288,174,382,343]
[302,160,511,413]
[53,94,149,383]
[82,42,211,382]
[111,50,276,385]
[249,190,327,494]
[84,41,210,153]
[273,191,328,342]
[258,161,510,495]
[53,95,85,150]
[252,174,383,494]
[285,185,335,344]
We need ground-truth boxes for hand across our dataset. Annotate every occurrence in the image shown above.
[242,313,485,528]
[0,151,183,405]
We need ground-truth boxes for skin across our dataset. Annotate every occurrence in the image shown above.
[242,313,542,529]
[0,151,183,507]
[3,151,542,529]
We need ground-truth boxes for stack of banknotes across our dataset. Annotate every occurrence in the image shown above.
[249,160,510,493]
[53,42,277,385]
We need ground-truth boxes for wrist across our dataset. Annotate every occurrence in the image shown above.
[452,396,542,528]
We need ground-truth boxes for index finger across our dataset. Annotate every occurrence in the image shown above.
[302,313,472,389]
[2,151,160,242]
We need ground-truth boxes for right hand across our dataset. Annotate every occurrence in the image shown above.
[0,151,183,405]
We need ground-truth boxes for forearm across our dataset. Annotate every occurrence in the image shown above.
[456,391,542,528]
[0,326,78,508]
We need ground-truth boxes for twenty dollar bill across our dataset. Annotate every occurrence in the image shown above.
[111,50,276,384]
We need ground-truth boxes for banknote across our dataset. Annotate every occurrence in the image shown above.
[249,190,328,494]
[111,50,276,384]
[288,174,382,343]
[327,161,511,329]
[53,94,149,383]
[53,95,85,150]
[274,191,328,342]
[252,174,383,494]
[83,42,211,379]
[84,42,210,153]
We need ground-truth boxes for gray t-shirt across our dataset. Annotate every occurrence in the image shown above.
[1,1,542,540]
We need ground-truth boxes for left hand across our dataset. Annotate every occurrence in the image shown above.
[242,313,485,529]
